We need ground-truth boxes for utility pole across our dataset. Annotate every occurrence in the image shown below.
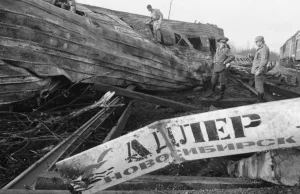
[168,0,174,19]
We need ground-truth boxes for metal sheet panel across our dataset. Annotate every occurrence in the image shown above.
[56,98,300,193]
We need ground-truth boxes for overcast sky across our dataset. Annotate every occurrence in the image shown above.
[77,0,299,52]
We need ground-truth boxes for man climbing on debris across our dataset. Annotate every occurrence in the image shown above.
[52,0,76,13]
[146,4,163,42]
[251,36,270,102]
[204,37,235,100]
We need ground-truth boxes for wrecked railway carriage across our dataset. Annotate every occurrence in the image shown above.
[0,0,224,105]
[2,1,300,193]
[280,30,300,69]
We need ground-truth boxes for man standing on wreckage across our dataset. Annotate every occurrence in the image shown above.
[204,37,235,100]
[251,36,270,102]
[146,4,163,42]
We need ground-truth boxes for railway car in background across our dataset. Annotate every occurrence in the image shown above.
[280,31,300,69]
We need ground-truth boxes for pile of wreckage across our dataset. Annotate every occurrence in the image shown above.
[1,0,300,194]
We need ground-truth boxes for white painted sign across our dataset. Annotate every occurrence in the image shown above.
[56,98,300,193]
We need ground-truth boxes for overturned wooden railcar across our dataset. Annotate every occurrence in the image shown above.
[0,0,224,105]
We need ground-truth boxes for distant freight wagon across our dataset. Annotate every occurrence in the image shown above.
[280,31,300,69]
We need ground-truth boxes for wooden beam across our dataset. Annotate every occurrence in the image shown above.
[109,175,265,190]
[3,188,300,194]
[35,172,265,191]
[230,77,276,102]
[234,78,258,95]
[199,97,257,107]
[93,83,200,111]
[0,191,71,194]
[103,101,133,143]
[264,83,300,98]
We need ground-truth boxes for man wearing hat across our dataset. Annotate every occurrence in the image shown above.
[146,5,163,42]
[204,37,235,100]
[251,36,270,102]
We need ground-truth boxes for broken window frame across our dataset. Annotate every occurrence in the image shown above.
[187,36,203,51]
[175,33,192,47]
[208,38,217,54]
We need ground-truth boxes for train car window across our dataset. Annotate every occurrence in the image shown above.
[175,34,189,47]
[188,37,202,51]
[175,33,182,44]
[209,38,217,54]
[178,38,189,46]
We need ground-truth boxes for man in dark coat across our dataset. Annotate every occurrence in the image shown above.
[204,37,235,100]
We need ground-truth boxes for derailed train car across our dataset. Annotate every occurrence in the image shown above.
[280,31,300,69]
[0,0,224,105]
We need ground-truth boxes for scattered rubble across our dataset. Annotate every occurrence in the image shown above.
[1,67,300,193]
[1,1,300,194]
[228,147,300,186]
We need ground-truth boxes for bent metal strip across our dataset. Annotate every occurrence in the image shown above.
[56,98,300,193]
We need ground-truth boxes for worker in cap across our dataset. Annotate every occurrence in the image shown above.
[250,36,270,102]
[146,5,163,42]
[203,37,235,100]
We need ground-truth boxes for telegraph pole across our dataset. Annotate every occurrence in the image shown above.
[168,0,174,19]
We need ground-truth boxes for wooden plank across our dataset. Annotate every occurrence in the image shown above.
[103,101,133,143]
[265,83,300,98]
[199,97,257,108]
[231,77,276,102]
[35,172,264,191]
[3,188,300,194]
[109,175,264,190]
[55,98,300,193]
[93,83,200,111]
[0,191,71,194]
[234,78,258,95]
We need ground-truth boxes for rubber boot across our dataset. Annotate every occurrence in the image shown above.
[257,93,264,102]
[203,84,216,98]
[215,84,225,101]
